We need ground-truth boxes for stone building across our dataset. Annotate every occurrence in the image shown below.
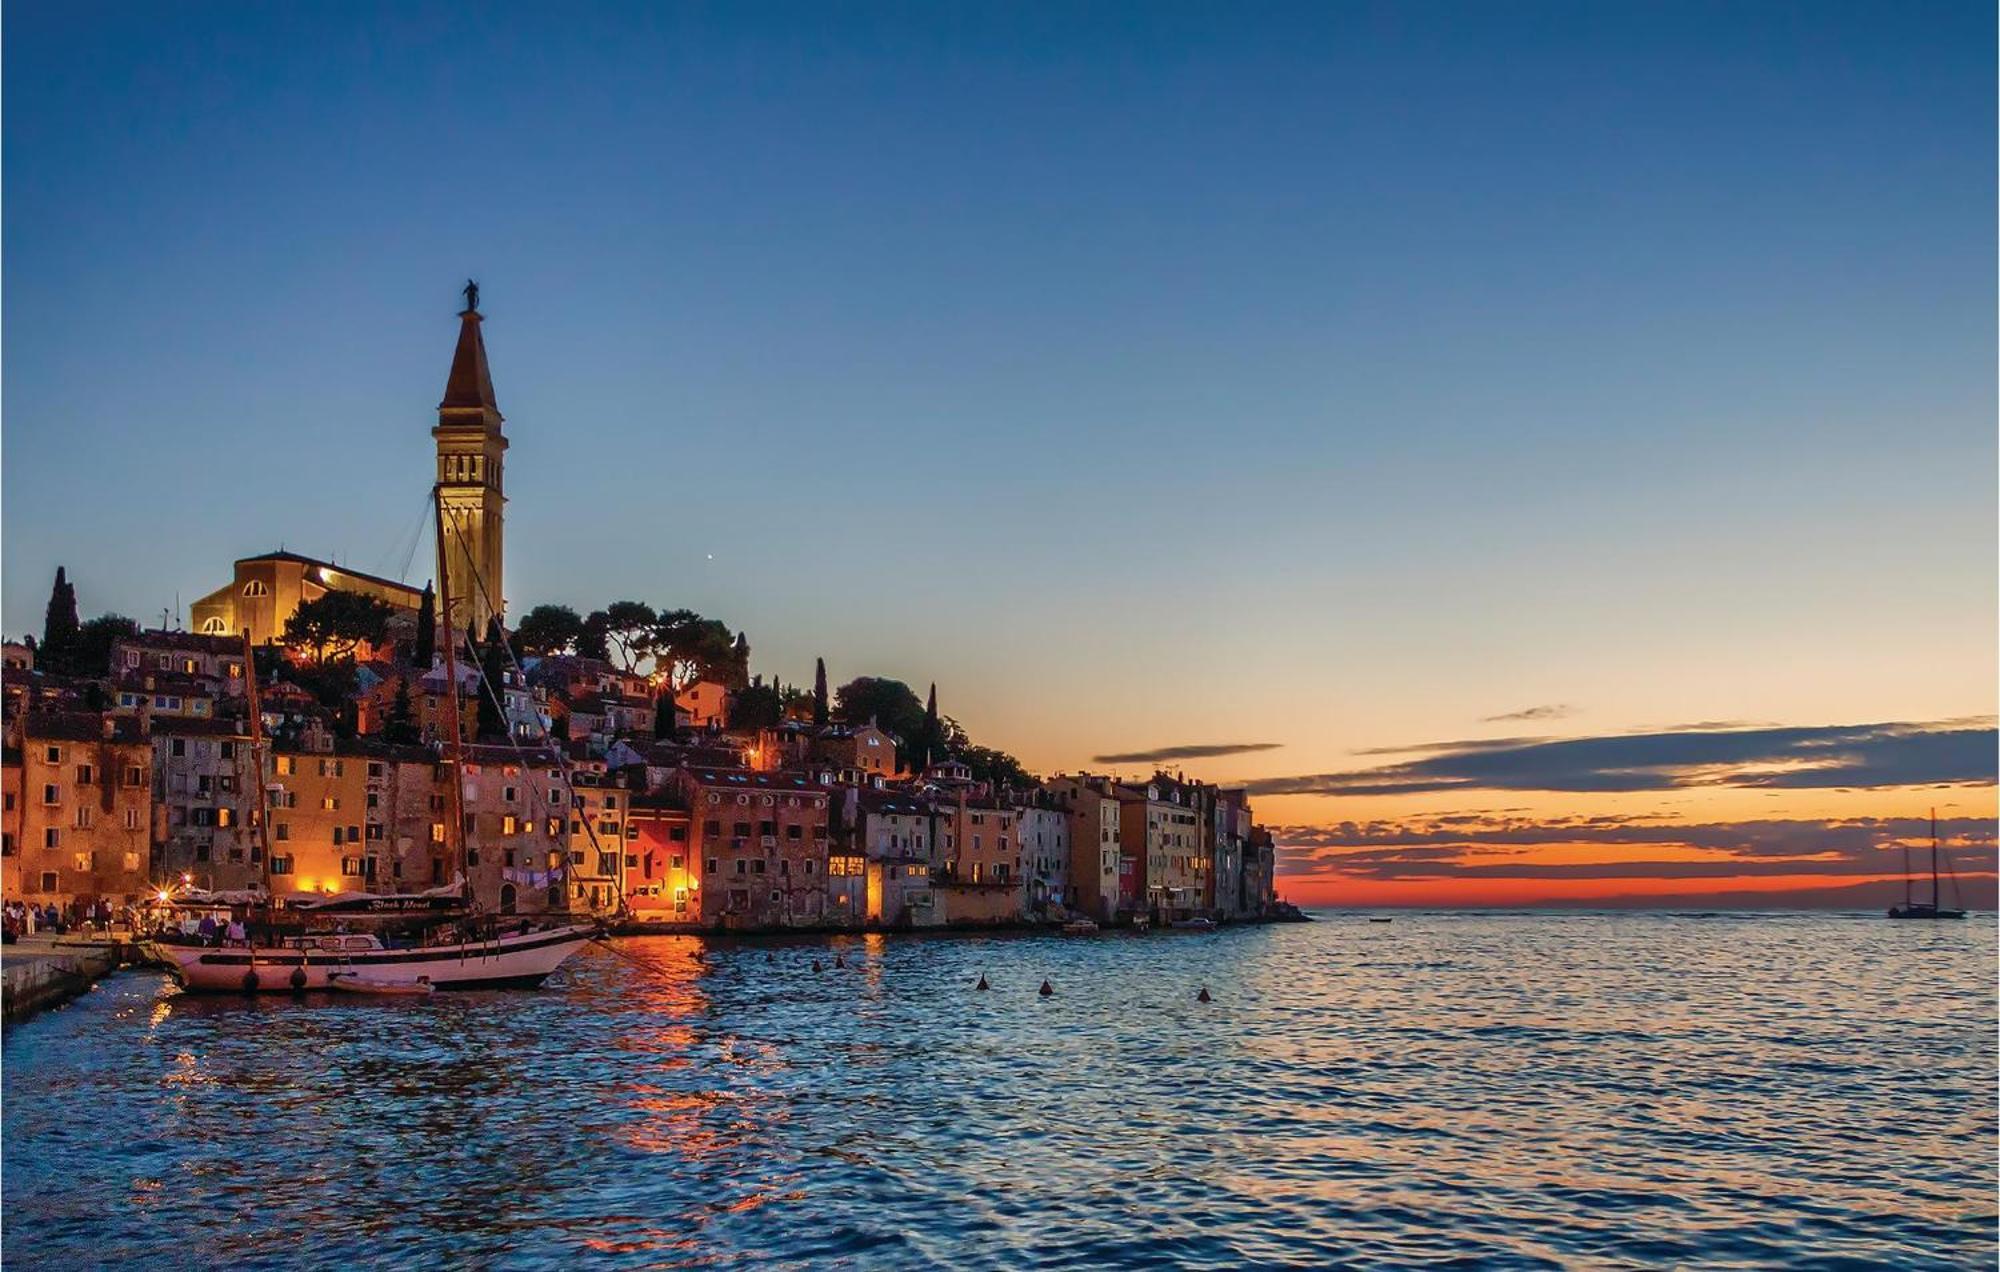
[624,796,696,921]
[151,718,261,893]
[12,713,153,906]
[266,743,374,896]
[850,788,938,927]
[1012,798,1072,916]
[811,723,898,780]
[678,767,833,930]
[459,744,568,914]
[189,291,510,643]
[111,631,248,697]
[1118,776,1208,920]
[189,552,427,647]
[1044,774,1125,923]
[933,796,1022,925]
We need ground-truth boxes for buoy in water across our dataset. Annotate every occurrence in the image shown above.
[1197,986,1211,1003]
[835,953,845,968]
[975,974,989,991]
[1039,979,1054,997]
[811,959,823,973]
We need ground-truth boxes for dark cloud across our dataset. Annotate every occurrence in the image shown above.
[1091,742,1282,765]
[1481,704,1574,723]
[1253,719,1997,798]
[1271,815,1998,882]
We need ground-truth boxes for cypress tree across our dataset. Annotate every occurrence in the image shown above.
[414,582,436,668]
[812,657,829,729]
[923,682,940,767]
[386,678,417,744]
[41,567,79,675]
[476,617,508,738]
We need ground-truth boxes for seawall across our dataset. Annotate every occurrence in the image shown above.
[2,942,124,1027]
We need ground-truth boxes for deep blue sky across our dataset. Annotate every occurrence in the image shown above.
[5,1,1993,780]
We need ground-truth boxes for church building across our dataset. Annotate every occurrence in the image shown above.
[190,287,508,644]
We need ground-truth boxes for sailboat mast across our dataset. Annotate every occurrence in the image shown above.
[1929,808,1940,909]
[433,487,470,899]
[242,628,272,899]
[1902,824,1912,909]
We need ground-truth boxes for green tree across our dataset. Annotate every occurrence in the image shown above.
[728,680,783,731]
[652,610,736,690]
[284,592,394,665]
[287,658,360,723]
[961,743,1036,792]
[577,611,610,661]
[586,601,656,671]
[834,677,927,756]
[655,687,681,739]
[72,614,140,678]
[513,604,585,658]
[779,681,814,722]
[812,658,829,728]
[41,567,79,675]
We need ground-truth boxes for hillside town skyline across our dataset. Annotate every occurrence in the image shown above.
[7,277,1994,911]
[2,293,1286,929]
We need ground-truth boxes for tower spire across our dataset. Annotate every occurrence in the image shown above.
[433,283,508,630]
[441,282,500,412]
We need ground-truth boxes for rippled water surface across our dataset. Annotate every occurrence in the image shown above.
[5,913,1994,1268]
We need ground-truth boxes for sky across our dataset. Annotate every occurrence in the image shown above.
[5,2,1994,907]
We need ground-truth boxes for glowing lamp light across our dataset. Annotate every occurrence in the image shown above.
[156,890,172,904]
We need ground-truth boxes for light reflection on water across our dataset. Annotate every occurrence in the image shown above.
[4,914,1994,1268]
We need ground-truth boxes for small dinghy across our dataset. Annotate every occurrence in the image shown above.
[1061,919,1100,935]
[1367,917,1393,924]
[327,973,435,996]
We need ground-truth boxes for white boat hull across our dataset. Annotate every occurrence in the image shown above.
[161,926,596,993]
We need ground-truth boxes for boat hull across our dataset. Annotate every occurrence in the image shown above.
[161,926,597,993]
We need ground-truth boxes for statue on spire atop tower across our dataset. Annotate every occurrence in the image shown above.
[462,278,479,313]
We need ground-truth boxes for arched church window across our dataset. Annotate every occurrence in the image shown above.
[200,617,227,634]
[242,581,269,598]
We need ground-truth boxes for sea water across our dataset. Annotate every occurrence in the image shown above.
[3,913,1993,1268]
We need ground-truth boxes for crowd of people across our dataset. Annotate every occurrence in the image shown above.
[2,897,124,943]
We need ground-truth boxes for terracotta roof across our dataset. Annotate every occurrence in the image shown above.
[463,742,561,765]
[629,793,691,813]
[682,767,831,794]
[856,790,932,815]
[237,551,425,601]
[115,630,246,655]
[111,670,216,694]
[22,712,145,744]
[149,718,247,739]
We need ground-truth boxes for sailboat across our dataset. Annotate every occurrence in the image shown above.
[1887,810,1965,921]
[158,487,598,991]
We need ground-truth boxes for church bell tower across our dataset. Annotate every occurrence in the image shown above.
[433,281,507,632]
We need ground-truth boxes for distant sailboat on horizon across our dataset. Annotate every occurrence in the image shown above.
[1887,810,1965,921]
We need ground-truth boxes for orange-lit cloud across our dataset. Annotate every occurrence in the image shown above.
[1271,814,1997,909]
